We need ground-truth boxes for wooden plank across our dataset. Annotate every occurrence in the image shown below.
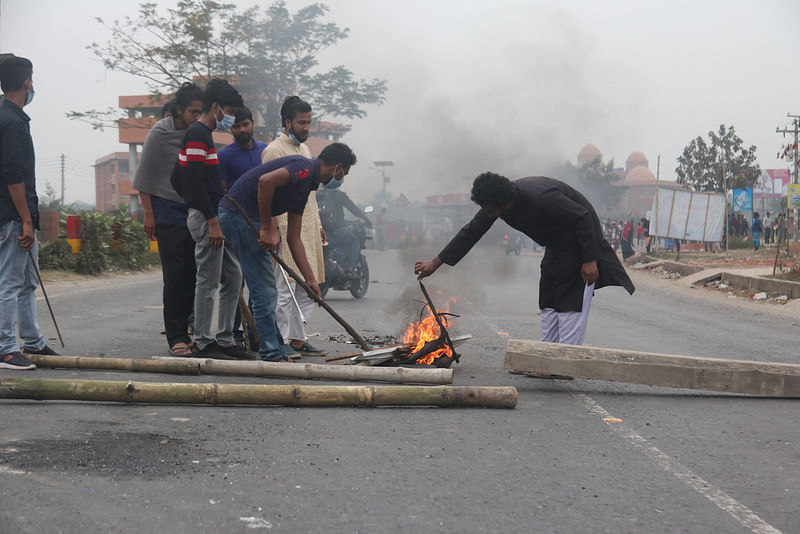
[504,338,800,397]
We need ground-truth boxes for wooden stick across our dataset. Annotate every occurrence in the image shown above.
[25,354,453,385]
[225,195,371,351]
[0,378,518,408]
[26,354,200,375]
[505,338,800,397]
[151,356,452,384]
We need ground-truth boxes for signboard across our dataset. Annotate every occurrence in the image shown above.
[756,169,792,197]
[650,188,725,241]
[788,184,800,209]
[732,188,753,212]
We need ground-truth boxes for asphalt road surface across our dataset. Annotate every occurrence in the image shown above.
[2,246,798,534]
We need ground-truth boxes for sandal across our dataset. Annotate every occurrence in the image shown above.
[169,342,199,357]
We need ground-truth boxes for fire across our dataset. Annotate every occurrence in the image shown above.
[402,298,456,365]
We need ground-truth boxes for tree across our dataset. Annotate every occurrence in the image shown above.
[675,124,760,192]
[71,0,387,135]
[40,182,62,211]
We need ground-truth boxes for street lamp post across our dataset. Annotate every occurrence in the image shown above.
[371,160,393,205]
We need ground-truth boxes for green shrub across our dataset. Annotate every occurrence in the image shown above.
[38,238,76,270]
[727,236,753,249]
[75,211,110,274]
[108,213,150,271]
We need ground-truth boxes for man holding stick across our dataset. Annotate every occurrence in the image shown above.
[218,143,356,362]
[415,173,634,377]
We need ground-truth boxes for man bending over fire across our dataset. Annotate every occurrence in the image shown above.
[414,172,634,378]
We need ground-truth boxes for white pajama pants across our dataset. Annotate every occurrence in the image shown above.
[540,283,594,345]
[274,263,315,343]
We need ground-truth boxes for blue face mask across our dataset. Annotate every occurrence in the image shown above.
[25,90,34,106]
[325,166,344,189]
[288,132,301,145]
[215,105,235,131]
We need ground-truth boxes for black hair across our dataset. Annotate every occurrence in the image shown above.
[280,95,312,125]
[318,143,356,168]
[233,106,253,124]
[174,82,203,112]
[470,172,516,207]
[201,78,243,112]
[0,56,33,93]
[161,100,174,118]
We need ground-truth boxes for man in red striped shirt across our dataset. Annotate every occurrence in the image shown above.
[171,78,251,359]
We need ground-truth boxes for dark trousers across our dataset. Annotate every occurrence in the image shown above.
[328,228,360,268]
[157,224,197,347]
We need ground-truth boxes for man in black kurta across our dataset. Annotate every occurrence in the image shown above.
[415,173,634,360]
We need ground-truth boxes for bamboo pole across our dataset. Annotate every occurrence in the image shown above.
[0,378,518,408]
[152,356,453,385]
[25,354,454,385]
[26,354,200,375]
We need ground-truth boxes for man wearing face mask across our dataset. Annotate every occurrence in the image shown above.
[170,78,252,360]
[217,106,267,191]
[218,143,356,362]
[0,55,60,370]
[262,96,327,358]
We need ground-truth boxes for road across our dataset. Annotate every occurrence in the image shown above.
[2,246,798,533]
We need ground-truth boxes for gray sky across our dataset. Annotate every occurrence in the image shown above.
[2,0,799,205]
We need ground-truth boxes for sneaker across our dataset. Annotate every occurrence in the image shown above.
[290,341,327,357]
[217,343,256,360]
[23,345,60,356]
[195,342,235,360]
[0,352,36,370]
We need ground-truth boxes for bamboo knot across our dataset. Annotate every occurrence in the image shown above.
[125,381,135,393]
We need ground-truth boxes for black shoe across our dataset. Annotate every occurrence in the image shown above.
[0,352,36,370]
[195,342,235,360]
[217,343,256,360]
[23,345,60,356]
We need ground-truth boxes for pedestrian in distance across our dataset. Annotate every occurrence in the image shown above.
[0,55,60,370]
[751,212,762,251]
[415,172,634,378]
[170,78,252,360]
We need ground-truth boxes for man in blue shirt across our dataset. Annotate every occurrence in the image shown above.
[217,106,267,190]
[218,143,356,362]
[0,55,59,371]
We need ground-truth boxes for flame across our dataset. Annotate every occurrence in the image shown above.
[402,298,456,365]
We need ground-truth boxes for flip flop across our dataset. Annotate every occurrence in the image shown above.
[169,342,199,357]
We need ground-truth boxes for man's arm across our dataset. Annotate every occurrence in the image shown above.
[139,192,156,240]
[8,182,34,251]
[286,211,321,300]
[256,168,291,251]
[539,188,600,283]
[341,192,373,227]
[415,209,495,279]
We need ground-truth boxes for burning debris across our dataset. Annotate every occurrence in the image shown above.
[349,281,470,368]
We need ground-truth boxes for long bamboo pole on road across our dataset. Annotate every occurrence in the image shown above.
[26,354,454,385]
[0,378,518,408]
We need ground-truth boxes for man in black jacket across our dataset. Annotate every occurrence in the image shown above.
[415,173,634,365]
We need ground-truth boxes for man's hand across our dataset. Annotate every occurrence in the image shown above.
[320,226,327,245]
[581,261,599,284]
[143,210,157,240]
[414,257,442,280]
[18,220,34,252]
[363,217,373,229]
[207,217,225,249]
[258,225,280,251]
[305,279,322,302]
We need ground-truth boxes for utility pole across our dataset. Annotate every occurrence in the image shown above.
[776,113,800,247]
[60,153,65,207]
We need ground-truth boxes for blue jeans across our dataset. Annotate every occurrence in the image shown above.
[218,208,286,361]
[0,220,46,355]
[186,209,241,350]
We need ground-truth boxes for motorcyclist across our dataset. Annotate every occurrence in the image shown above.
[317,188,373,276]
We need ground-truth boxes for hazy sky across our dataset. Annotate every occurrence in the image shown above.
[1,0,799,205]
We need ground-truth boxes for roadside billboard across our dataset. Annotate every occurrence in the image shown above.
[788,184,800,209]
[650,188,725,242]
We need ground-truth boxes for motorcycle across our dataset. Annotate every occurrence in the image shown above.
[319,218,371,299]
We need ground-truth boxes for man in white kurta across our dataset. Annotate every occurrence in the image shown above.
[262,96,326,357]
